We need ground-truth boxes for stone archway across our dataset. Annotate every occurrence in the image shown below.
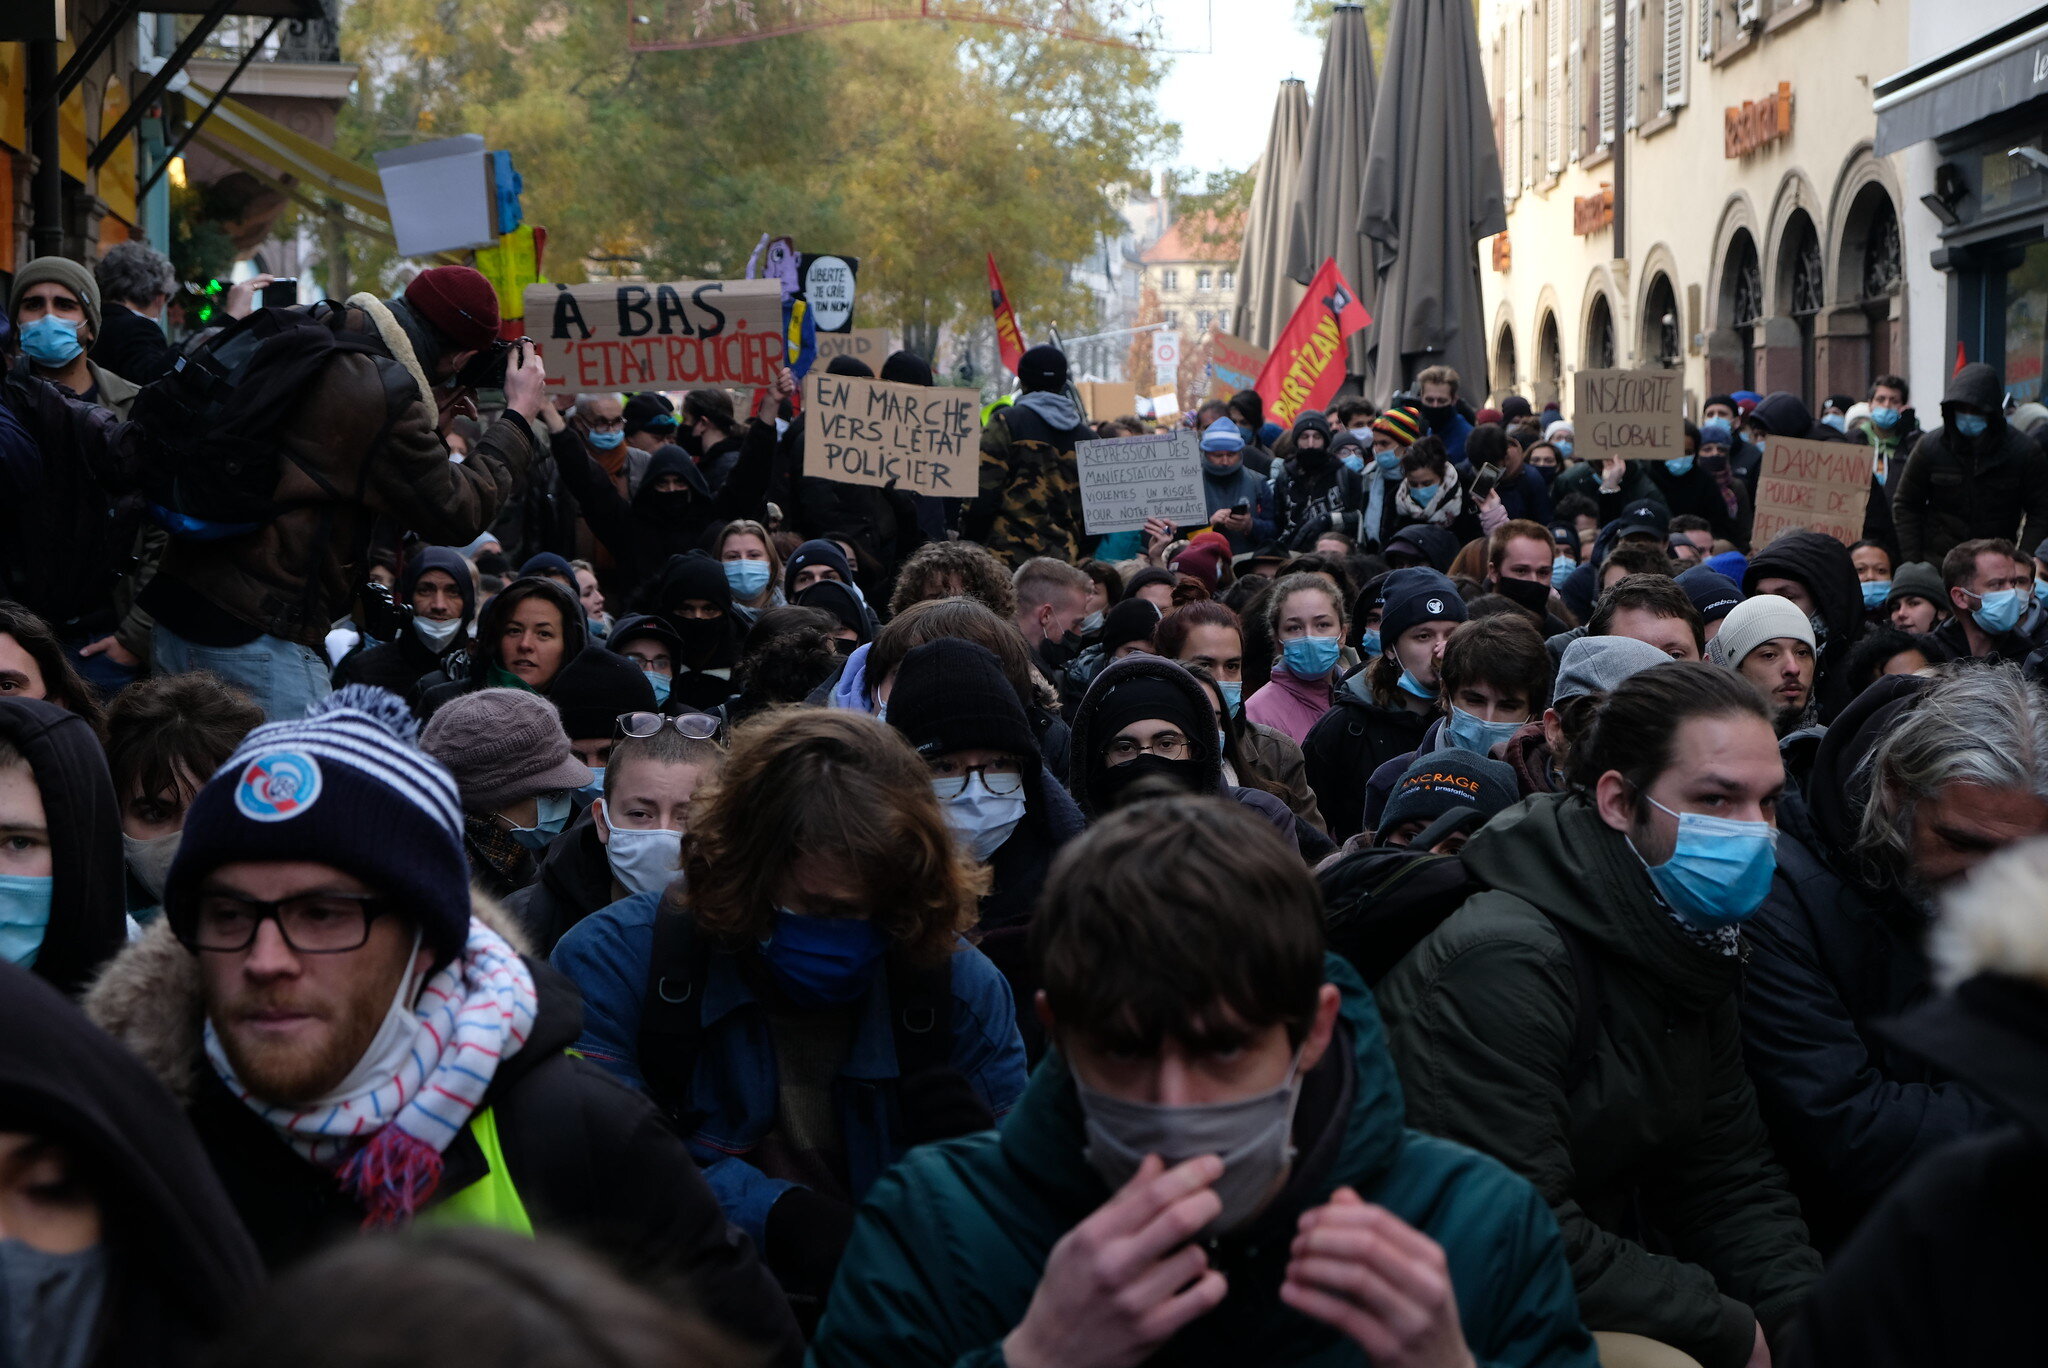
[1535,310,1564,409]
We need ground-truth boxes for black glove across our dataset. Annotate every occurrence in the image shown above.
[896,1065,995,1146]
[764,1185,857,1304]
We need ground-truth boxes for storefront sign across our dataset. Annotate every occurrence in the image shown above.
[1573,186,1612,236]
[1725,82,1794,159]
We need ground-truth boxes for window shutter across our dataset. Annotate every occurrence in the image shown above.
[1699,0,1712,59]
[1505,15,1523,200]
[1547,0,1566,171]
[1569,0,1584,160]
[1598,0,1617,146]
[1663,0,1688,108]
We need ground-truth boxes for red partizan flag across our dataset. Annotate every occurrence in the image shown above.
[1253,257,1372,426]
[988,253,1026,376]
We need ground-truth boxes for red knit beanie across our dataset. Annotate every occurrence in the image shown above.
[403,266,499,351]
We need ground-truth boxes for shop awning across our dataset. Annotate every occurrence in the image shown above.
[182,79,389,224]
[1874,7,2048,156]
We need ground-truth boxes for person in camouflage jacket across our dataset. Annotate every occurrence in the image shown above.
[963,344,1090,566]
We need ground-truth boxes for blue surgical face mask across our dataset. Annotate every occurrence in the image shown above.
[588,429,626,450]
[1821,413,1847,433]
[1217,679,1243,714]
[1552,439,1573,459]
[1079,609,1105,635]
[507,790,574,851]
[1972,586,2023,635]
[2035,578,2048,609]
[0,874,55,967]
[1870,405,1901,430]
[1410,483,1440,506]
[1397,667,1438,700]
[1281,634,1341,679]
[575,766,606,804]
[1552,554,1578,583]
[1374,449,1403,477]
[1358,627,1381,658]
[1445,704,1524,756]
[1954,413,1990,438]
[723,558,773,599]
[643,669,672,706]
[17,315,83,368]
[761,908,887,1007]
[1664,456,1695,476]
[1860,579,1893,611]
[1341,453,1366,474]
[0,1237,108,1368]
[1630,794,1778,931]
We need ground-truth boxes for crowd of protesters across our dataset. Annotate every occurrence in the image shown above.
[4,243,2048,1368]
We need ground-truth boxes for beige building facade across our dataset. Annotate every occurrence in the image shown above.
[1479,0,1910,415]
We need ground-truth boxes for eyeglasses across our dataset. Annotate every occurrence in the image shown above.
[930,762,1026,799]
[585,416,626,431]
[1103,732,1192,765]
[617,711,720,740]
[184,892,389,954]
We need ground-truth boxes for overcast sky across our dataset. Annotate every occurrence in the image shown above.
[1152,0,1326,175]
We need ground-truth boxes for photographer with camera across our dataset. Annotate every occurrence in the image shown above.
[135,265,547,720]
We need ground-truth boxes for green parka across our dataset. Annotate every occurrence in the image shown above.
[1375,792,1821,1368]
[807,955,1596,1368]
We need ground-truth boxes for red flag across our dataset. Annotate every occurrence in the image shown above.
[1253,257,1372,426]
[988,253,1026,376]
[1954,340,1969,375]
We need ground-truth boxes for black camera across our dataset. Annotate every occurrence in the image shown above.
[452,336,525,391]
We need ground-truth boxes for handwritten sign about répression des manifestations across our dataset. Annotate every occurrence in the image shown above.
[1078,427,1207,535]
[800,372,980,499]
[1573,368,1685,461]
[524,279,784,395]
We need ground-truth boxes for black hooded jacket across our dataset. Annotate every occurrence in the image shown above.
[1301,668,1434,841]
[1892,362,2048,564]
[1272,447,1364,552]
[1741,529,1865,723]
[0,698,124,994]
[645,552,740,712]
[0,962,263,1366]
[331,545,476,705]
[418,576,591,719]
[1749,391,1880,552]
[1739,675,2000,1254]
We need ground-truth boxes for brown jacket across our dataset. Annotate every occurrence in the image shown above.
[155,294,531,646]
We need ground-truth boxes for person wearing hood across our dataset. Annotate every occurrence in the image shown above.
[1244,573,1348,745]
[963,345,1092,564]
[1190,417,1278,555]
[1690,420,1756,549]
[0,958,264,1367]
[1271,412,1364,553]
[1701,395,1765,491]
[646,553,742,713]
[540,377,784,604]
[1706,596,1817,737]
[1793,836,2048,1368]
[104,674,265,923]
[1068,655,1306,855]
[79,687,803,1363]
[784,537,882,642]
[1380,523,1461,574]
[420,689,595,901]
[1302,570,1467,840]
[418,576,588,719]
[794,580,871,653]
[1741,528,1866,722]
[508,715,723,957]
[1376,662,1822,1368]
[332,546,478,707]
[548,646,658,773]
[808,795,1596,1368]
[1928,535,2048,664]
[0,698,124,996]
[1739,669,2028,1259]
[888,639,1085,1062]
[1893,361,2048,565]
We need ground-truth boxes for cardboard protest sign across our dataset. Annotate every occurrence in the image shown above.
[1573,368,1685,460]
[1253,257,1371,426]
[801,371,979,499]
[524,279,784,395]
[814,328,893,365]
[1751,435,1872,547]
[1208,331,1269,401]
[1078,381,1139,422]
[1078,427,1207,535]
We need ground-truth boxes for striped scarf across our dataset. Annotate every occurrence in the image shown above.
[206,919,537,1228]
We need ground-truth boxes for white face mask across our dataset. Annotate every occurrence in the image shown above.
[280,928,429,1109]
[413,614,465,651]
[600,800,684,897]
[122,829,181,901]
[933,774,1027,862]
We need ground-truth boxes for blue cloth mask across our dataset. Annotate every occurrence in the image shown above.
[1551,555,1579,583]
[1358,627,1382,658]
[1341,453,1366,474]
[1860,579,1892,610]
[17,316,83,368]
[1446,705,1525,756]
[1218,679,1243,714]
[1870,405,1901,430]
[1664,456,1695,476]
[1631,794,1777,930]
[1281,634,1341,679]
[761,908,887,1007]
[0,874,54,967]
[1396,667,1438,700]
[1954,413,1990,438]
[1374,450,1403,477]
[1410,483,1440,507]
[723,558,773,599]
[588,429,626,450]
[1973,586,2023,635]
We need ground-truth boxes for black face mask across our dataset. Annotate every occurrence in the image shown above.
[1294,443,1332,471]
[1421,403,1457,431]
[671,614,728,660]
[642,489,692,519]
[1493,574,1553,617]
[1098,752,1207,808]
[1038,633,1082,670]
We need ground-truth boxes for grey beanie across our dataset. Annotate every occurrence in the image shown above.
[9,255,102,337]
[1887,561,1945,608]
[418,688,592,812]
[1552,635,1674,707]
[1707,594,1815,670]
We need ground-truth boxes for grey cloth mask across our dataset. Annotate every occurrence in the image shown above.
[0,1239,108,1368]
[1075,1049,1305,1238]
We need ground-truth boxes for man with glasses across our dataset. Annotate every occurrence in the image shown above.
[83,686,803,1364]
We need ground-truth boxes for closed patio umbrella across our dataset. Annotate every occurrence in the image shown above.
[1233,78,1310,351]
[1284,4,1379,379]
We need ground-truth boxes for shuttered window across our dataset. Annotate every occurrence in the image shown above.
[1505,12,1523,200]
[1662,0,1688,109]
[1598,0,1617,147]
[1546,0,1565,170]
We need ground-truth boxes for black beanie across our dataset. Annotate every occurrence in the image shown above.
[1020,344,1068,393]
[784,539,854,598]
[1101,598,1162,654]
[655,551,733,617]
[548,647,657,742]
[826,355,875,379]
[881,350,935,387]
[795,580,870,643]
[1093,673,1203,744]
[623,391,677,435]
[888,640,1039,761]
[1123,566,1178,600]
[1377,567,1467,649]
[1292,412,1333,442]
